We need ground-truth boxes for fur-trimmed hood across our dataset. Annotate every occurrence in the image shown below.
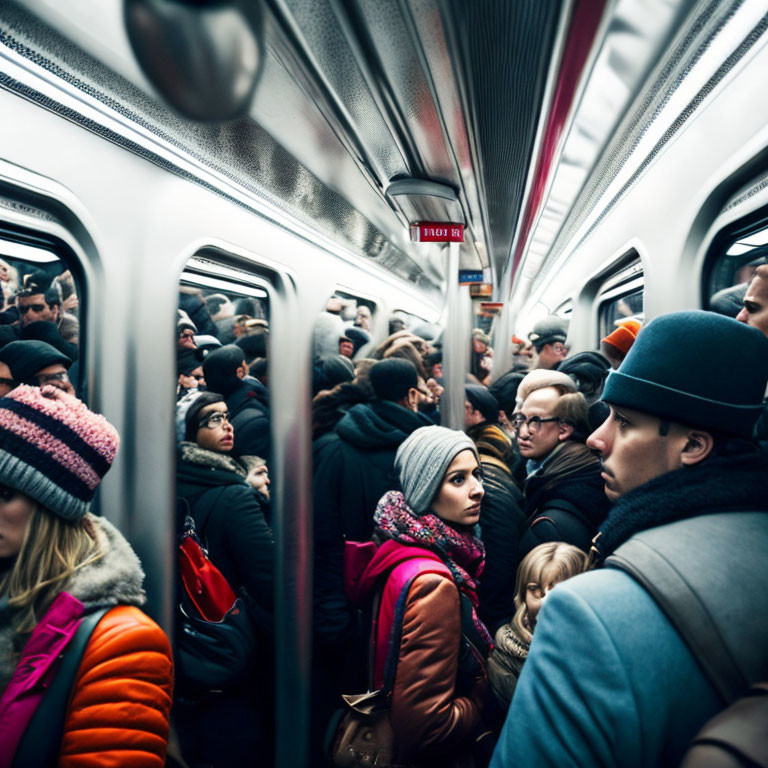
[178,441,247,478]
[0,514,146,691]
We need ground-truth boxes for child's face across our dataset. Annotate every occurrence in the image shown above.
[525,577,562,627]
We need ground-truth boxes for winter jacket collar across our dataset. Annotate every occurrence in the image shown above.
[0,514,146,759]
[0,592,84,767]
[0,514,146,691]
[178,442,248,479]
[595,450,768,560]
[336,399,433,451]
[524,459,610,526]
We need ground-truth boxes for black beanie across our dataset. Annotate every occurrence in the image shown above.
[177,348,205,376]
[345,327,370,354]
[558,351,610,397]
[488,371,525,415]
[313,355,355,395]
[184,392,225,442]
[236,334,267,361]
[369,358,418,402]
[0,325,18,350]
[465,385,500,424]
[21,321,79,363]
[602,311,768,437]
[0,340,72,384]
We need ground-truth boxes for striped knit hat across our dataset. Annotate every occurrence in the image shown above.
[0,385,119,520]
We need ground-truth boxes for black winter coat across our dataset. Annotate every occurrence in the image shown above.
[176,442,274,613]
[312,399,433,642]
[519,455,611,558]
[226,378,270,459]
[476,457,526,632]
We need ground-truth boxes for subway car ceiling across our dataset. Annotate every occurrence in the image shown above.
[7,0,768,337]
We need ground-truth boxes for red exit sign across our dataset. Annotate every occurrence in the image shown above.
[410,222,465,243]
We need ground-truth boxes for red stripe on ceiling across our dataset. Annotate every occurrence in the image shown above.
[510,0,607,282]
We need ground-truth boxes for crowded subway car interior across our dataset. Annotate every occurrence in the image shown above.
[1,1,768,767]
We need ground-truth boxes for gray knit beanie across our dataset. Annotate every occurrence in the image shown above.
[394,426,479,515]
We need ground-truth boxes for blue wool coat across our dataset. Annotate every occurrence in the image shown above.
[490,567,724,767]
[492,450,768,768]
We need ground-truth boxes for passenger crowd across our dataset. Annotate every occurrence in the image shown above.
[0,259,767,767]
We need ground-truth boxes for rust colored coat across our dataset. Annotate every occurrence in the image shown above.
[59,605,173,768]
[391,573,485,766]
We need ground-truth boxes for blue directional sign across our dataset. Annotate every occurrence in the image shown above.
[458,270,484,285]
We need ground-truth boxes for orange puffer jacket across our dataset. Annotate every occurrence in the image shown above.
[59,605,173,768]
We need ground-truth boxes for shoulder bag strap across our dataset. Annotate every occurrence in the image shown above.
[13,607,110,768]
[607,538,746,704]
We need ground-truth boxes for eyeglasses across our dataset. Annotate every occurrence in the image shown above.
[551,343,568,354]
[179,330,195,340]
[189,373,205,381]
[199,411,231,429]
[34,371,69,385]
[0,377,15,388]
[18,303,46,314]
[0,484,16,502]
[512,414,561,434]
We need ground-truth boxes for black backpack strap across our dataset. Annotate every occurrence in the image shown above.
[13,607,110,768]
[607,537,746,705]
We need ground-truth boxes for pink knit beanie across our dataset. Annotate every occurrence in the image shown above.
[0,385,119,520]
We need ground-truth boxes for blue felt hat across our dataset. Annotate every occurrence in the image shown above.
[601,311,768,438]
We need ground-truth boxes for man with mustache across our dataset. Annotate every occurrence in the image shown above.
[491,311,768,768]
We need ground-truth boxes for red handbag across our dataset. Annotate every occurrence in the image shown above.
[178,522,236,622]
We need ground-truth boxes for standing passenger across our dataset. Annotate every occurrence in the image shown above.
[202,345,270,459]
[175,391,274,768]
[486,542,585,709]
[0,385,172,767]
[528,317,569,370]
[514,372,610,557]
[491,311,768,768]
[346,426,495,767]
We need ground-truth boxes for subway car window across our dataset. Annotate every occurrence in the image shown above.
[174,264,275,764]
[597,261,645,340]
[705,224,768,316]
[0,236,82,397]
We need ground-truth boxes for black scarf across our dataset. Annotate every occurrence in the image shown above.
[594,449,768,562]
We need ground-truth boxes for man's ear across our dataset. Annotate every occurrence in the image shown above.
[680,430,714,466]
[558,421,574,442]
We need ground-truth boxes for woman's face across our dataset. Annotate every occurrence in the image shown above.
[430,449,484,526]
[0,485,35,558]
[196,402,234,453]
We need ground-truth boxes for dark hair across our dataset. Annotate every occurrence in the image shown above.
[488,371,526,417]
[202,344,246,396]
[185,392,225,442]
[383,342,428,380]
[557,352,610,402]
[312,354,355,396]
[368,358,418,402]
[249,357,267,379]
[234,298,257,316]
[236,333,267,362]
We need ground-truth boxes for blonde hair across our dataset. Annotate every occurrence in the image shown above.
[511,542,587,642]
[0,506,104,636]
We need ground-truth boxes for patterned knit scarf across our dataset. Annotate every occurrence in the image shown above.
[374,490,492,646]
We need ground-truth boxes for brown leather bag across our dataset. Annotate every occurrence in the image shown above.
[328,688,413,768]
